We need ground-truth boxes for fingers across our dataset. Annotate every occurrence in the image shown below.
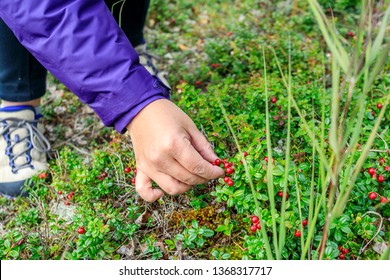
[135,168,193,202]
[161,158,210,186]
[172,134,224,180]
[135,169,164,202]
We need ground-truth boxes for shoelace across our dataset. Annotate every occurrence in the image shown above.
[0,118,51,173]
[137,50,160,75]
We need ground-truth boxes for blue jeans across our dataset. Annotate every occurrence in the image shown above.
[0,0,150,102]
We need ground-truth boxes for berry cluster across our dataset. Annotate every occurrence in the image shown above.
[368,192,388,203]
[250,215,261,232]
[98,171,108,180]
[277,191,289,200]
[38,172,48,179]
[338,246,349,260]
[123,166,136,184]
[367,166,386,183]
[214,158,235,186]
[57,190,75,206]
[346,31,355,38]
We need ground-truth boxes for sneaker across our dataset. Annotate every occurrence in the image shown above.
[135,43,171,89]
[0,106,50,197]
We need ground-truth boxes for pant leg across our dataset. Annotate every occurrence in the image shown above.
[0,18,47,102]
[104,0,150,47]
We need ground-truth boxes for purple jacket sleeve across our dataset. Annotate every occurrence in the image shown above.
[0,0,170,133]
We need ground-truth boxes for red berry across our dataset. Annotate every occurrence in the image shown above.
[251,215,260,224]
[243,151,249,157]
[38,173,47,179]
[227,180,234,186]
[346,31,355,37]
[211,63,221,68]
[385,166,390,172]
[250,225,257,232]
[124,167,131,173]
[265,157,269,162]
[368,167,376,176]
[226,167,234,174]
[294,230,301,238]
[64,201,70,206]
[380,196,388,203]
[377,175,385,183]
[302,219,308,227]
[77,227,85,234]
[224,176,230,183]
[368,192,377,200]
[379,158,386,166]
[215,158,222,166]
[255,223,261,230]
[70,191,75,196]
[131,178,136,185]
[134,169,137,175]
[67,194,73,200]
[377,103,383,109]
[277,191,289,199]
[224,162,231,169]
[341,248,349,254]
[271,97,277,103]
[58,190,62,195]
[339,253,346,260]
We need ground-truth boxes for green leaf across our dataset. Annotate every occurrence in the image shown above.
[215,225,227,232]
[188,234,197,243]
[175,234,184,241]
[191,220,199,229]
[227,198,234,207]
[334,229,342,242]
[233,189,244,198]
[164,239,174,246]
[341,226,352,234]
[222,253,231,259]
[202,229,215,237]
[84,238,92,247]
[9,250,19,259]
[196,238,205,248]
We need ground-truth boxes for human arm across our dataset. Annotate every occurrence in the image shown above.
[0,0,169,133]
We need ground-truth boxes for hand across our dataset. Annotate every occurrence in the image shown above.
[127,99,224,202]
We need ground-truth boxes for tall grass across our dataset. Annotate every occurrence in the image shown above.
[216,0,389,259]
[307,0,389,259]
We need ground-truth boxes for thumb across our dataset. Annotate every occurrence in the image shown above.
[135,169,164,202]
